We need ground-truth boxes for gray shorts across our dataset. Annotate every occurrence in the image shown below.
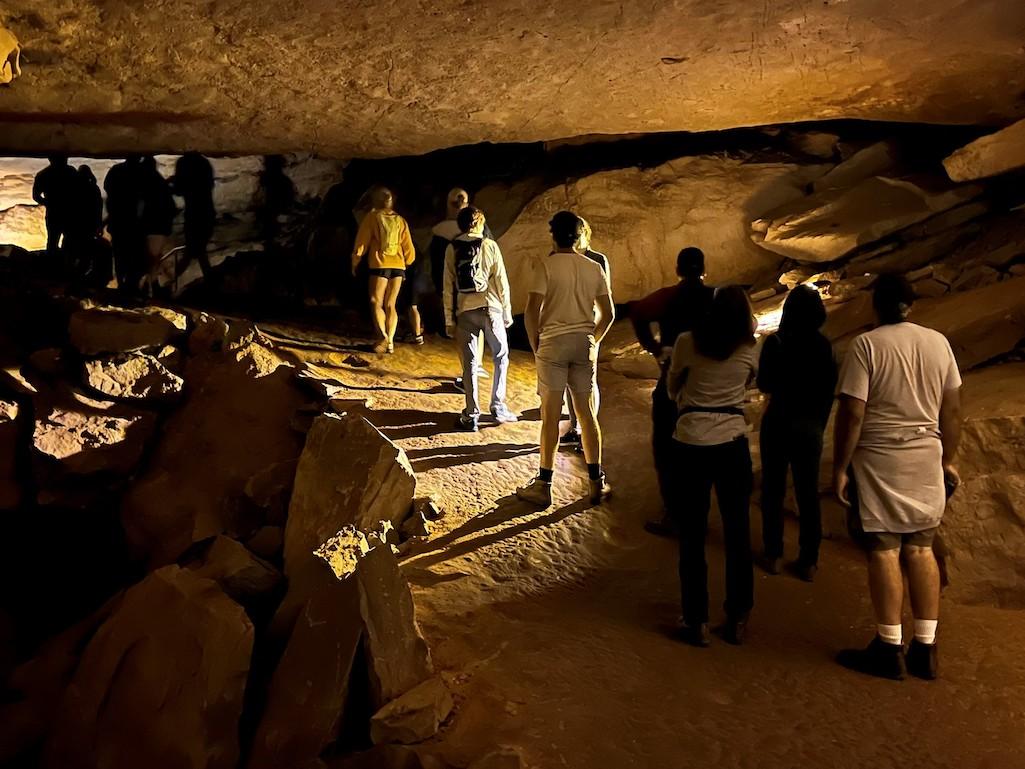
[536,332,597,396]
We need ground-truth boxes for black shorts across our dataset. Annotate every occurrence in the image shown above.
[846,471,938,552]
[368,267,405,280]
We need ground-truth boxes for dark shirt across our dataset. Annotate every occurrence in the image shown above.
[32,164,79,218]
[757,329,837,428]
[172,153,216,222]
[629,280,715,358]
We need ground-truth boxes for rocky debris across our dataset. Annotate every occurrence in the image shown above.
[43,567,253,769]
[249,571,363,769]
[121,347,306,568]
[284,414,415,596]
[69,303,188,356]
[810,140,900,193]
[0,398,22,509]
[357,540,433,706]
[187,535,282,605]
[32,390,157,477]
[83,353,184,403]
[944,118,1025,182]
[940,364,1025,607]
[500,156,827,311]
[400,511,432,541]
[246,525,284,560]
[314,526,371,579]
[912,277,1025,369]
[244,459,299,525]
[752,175,982,263]
[370,677,454,746]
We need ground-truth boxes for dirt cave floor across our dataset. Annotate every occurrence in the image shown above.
[268,322,1025,769]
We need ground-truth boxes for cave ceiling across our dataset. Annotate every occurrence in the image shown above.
[1,0,1024,158]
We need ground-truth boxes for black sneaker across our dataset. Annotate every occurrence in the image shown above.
[644,514,679,539]
[837,636,906,681]
[760,554,783,576]
[719,613,749,646]
[456,414,478,432]
[906,639,939,680]
[792,561,818,583]
[559,429,581,448]
[674,621,711,648]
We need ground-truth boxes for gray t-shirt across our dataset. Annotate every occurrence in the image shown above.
[530,251,611,342]
[666,332,759,446]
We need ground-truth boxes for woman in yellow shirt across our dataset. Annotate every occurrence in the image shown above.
[351,186,416,353]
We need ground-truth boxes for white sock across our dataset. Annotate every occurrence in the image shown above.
[914,619,938,645]
[877,624,903,645]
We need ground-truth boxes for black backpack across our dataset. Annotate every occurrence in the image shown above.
[452,238,489,294]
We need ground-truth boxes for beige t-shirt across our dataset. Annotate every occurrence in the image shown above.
[666,332,759,446]
[530,251,611,342]
[838,323,962,443]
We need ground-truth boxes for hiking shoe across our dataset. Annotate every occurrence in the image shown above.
[760,555,783,576]
[588,474,612,505]
[837,636,906,681]
[516,477,553,508]
[559,429,581,448]
[674,621,711,648]
[719,613,749,646]
[491,404,519,424]
[791,560,818,583]
[372,340,390,354]
[906,639,939,680]
[400,332,425,345]
[456,414,479,432]
[644,514,679,539]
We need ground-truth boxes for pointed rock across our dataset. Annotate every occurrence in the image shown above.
[944,118,1025,182]
[370,677,453,746]
[84,353,184,403]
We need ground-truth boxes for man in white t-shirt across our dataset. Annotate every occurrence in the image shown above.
[833,275,962,681]
[517,211,615,508]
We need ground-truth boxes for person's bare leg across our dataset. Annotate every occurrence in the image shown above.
[539,390,565,471]
[383,277,403,345]
[867,549,904,626]
[369,276,387,342]
[905,545,940,620]
[408,304,423,337]
[570,389,602,465]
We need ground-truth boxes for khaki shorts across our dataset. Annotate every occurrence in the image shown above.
[536,332,597,396]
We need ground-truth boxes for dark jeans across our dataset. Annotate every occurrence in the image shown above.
[759,416,824,566]
[676,437,754,626]
[652,373,678,512]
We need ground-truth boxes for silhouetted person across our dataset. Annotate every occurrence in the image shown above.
[833,275,962,681]
[63,165,104,283]
[629,248,715,537]
[757,285,837,582]
[667,286,758,647]
[171,151,216,282]
[139,156,176,294]
[104,155,146,292]
[256,155,296,248]
[32,154,78,263]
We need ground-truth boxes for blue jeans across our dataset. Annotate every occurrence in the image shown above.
[457,307,509,418]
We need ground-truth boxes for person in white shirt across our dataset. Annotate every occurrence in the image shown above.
[517,211,615,508]
[833,274,962,681]
[443,206,516,431]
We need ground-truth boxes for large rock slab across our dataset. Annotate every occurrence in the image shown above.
[121,344,306,568]
[43,567,253,769]
[69,303,188,356]
[357,541,433,707]
[499,155,828,311]
[284,414,416,594]
[83,353,184,403]
[249,569,363,769]
[752,176,981,263]
[940,364,1025,607]
[944,118,1025,182]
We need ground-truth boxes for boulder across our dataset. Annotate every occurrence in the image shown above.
[246,525,284,560]
[32,390,157,477]
[0,399,22,509]
[43,567,253,769]
[357,541,433,707]
[500,155,827,312]
[370,677,454,746]
[187,535,282,605]
[912,277,1025,369]
[810,140,900,193]
[940,364,1025,607]
[121,346,306,568]
[284,414,415,598]
[943,118,1025,182]
[248,570,363,769]
[950,264,1001,292]
[69,303,188,356]
[847,223,982,276]
[0,205,46,251]
[83,353,184,403]
[752,175,981,264]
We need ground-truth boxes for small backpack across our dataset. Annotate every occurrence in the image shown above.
[452,238,489,294]
[377,212,403,257]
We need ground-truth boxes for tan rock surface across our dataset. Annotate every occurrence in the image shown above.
[83,352,184,402]
[69,303,187,356]
[43,567,253,769]
[944,118,1025,182]
[500,156,826,311]
[187,535,282,604]
[2,2,1024,156]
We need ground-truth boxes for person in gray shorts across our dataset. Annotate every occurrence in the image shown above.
[833,275,963,681]
[517,211,616,508]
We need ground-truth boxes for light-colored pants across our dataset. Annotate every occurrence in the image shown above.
[457,307,509,418]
